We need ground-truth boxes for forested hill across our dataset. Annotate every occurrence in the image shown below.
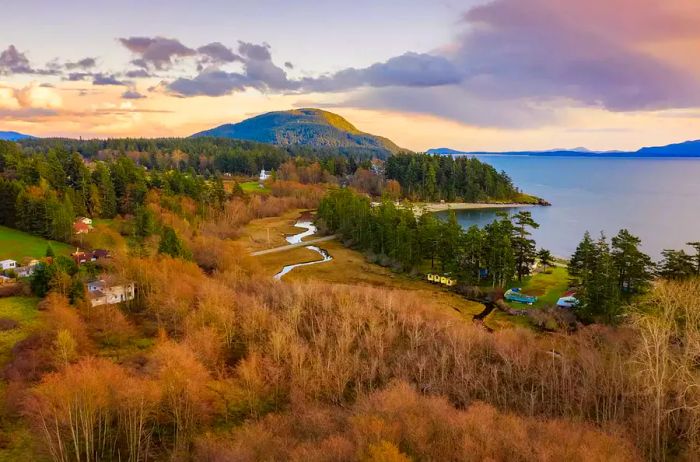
[191,108,407,158]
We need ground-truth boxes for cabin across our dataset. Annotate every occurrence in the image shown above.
[86,279,135,307]
[0,260,17,271]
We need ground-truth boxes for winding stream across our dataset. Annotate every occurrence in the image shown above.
[273,221,333,280]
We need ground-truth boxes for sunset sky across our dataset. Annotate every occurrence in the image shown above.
[2,0,700,151]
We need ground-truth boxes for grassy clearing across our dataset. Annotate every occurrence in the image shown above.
[506,266,571,310]
[0,226,72,262]
[0,297,41,367]
[236,209,308,252]
[240,180,271,194]
[243,211,484,320]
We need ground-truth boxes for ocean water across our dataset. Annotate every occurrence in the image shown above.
[435,156,700,259]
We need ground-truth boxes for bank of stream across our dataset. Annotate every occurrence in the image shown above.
[273,221,333,280]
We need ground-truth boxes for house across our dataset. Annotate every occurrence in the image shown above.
[0,260,17,271]
[72,248,111,265]
[86,279,135,307]
[73,221,91,234]
[76,217,93,226]
[15,260,40,278]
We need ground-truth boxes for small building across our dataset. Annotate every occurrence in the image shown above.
[0,260,17,271]
[73,221,92,235]
[72,248,111,265]
[76,217,93,226]
[15,260,39,278]
[86,279,135,307]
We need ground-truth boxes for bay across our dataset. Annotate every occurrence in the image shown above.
[435,156,700,259]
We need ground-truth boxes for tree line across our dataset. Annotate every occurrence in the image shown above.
[385,153,524,202]
[317,188,543,287]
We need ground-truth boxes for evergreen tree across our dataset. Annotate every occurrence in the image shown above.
[686,241,700,275]
[158,226,189,259]
[658,249,695,280]
[512,211,539,281]
[93,163,117,218]
[537,248,553,273]
[610,229,652,295]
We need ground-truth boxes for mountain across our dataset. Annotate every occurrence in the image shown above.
[636,139,700,157]
[192,108,406,156]
[0,131,35,141]
[428,138,700,158]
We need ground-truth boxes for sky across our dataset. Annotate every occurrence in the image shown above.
[1,0,700,152]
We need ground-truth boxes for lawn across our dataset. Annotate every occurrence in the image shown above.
[0,226,72,261]
[240,180,271,194]
[0,297,41,366]
[506,266,571,309]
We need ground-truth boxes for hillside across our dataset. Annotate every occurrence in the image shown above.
[0,131,34,141]
[192,108,406,157]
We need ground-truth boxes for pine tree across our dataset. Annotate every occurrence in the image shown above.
[512,211,539,281]
[537,248,554,273]
[158,226,189,259]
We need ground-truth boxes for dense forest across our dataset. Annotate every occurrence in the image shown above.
[385,153,526,202]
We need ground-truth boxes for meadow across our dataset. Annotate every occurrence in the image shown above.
[0,226,72,261]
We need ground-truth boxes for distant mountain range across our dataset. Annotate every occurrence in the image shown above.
[427,140,700,157]
[0,131,35,141]
[192,108,407,157]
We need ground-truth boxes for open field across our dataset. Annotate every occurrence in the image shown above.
[0,226,72,261]
[506,266,570,309]
[236,209,311,252]
[239,180,271,194]
[0,297,40,366]
[252,236,484,320]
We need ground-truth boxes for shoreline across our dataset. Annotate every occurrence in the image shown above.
[414,202,535,215]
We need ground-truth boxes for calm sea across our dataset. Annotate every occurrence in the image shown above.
[435,156,700,259]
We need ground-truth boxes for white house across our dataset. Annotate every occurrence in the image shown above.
[259,169,270,187]
[87,279,135,307]
[0,260,17,271]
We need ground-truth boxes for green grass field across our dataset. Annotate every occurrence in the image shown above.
[0,297,41,366]
[506,266,571,309]
[0,226,72,261]
[240,180,271,194]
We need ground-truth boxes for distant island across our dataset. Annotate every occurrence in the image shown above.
[428,139,700,158]
[192,108,408,158]
[0,131,35,141]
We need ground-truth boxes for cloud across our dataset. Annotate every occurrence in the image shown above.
[0,45,57,75]
[166,40,297,96]
[197,42,241,64]
[167,68,250,97]
[125,69,152,78]
[301,52,462,92]
[119,36,196,70]
[64,57,96,70]
[121,89,146,99]
[92,74,126,86]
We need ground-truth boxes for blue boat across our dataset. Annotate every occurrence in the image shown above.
[504,288,537,305]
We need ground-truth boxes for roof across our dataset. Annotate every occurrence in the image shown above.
[73,222,91,233]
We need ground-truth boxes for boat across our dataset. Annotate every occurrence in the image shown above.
[504,288,537,305]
